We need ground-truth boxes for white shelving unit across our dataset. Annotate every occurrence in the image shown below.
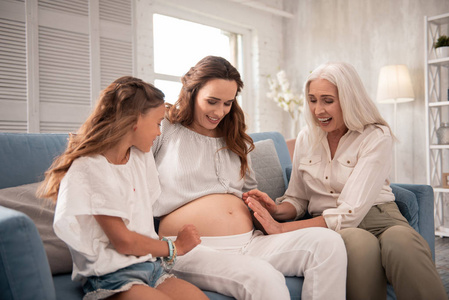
[425,13,449,237]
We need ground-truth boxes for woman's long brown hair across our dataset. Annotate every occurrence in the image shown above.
[168,56,254,178]
[37,76,165,202]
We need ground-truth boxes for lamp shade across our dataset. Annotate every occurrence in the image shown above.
[376,65,415,103]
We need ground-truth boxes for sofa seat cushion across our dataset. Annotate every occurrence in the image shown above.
[0,182,72,275]
[53,274,84,300]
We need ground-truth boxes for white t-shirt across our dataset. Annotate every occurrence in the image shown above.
[277,124,395,231]
[54,147,161,281]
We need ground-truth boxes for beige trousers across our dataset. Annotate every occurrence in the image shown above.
[339,202,448,300]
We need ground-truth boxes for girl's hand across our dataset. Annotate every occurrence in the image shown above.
[174,224,201,255]
[243,189,278,216]
[246,198,284,234]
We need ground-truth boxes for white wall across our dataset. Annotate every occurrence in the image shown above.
[283,0,449,184]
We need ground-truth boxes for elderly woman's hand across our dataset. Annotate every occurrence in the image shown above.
[245,196,284,234]
[243,189,278,216]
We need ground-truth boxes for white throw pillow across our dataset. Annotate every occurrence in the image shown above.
[250,139,286,200]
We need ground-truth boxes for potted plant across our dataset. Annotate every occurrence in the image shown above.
[435,35,449,58]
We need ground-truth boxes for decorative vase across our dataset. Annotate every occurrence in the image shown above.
[436,46,449,58]
[437,122,449,144]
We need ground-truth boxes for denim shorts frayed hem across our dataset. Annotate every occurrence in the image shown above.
[82,260,175,300]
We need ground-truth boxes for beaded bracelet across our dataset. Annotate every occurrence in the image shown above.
[162,237,174,258]
[161,237,177,270]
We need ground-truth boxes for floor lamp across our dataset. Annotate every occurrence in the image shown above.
[376,65,415,182]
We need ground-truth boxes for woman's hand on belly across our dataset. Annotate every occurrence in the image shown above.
[158,194,254,237]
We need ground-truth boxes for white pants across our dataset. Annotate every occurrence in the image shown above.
[170,227,346,300]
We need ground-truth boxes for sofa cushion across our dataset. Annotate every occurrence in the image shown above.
[0,133,68,189]
[250,139,285,200]
[390,184,419,232]
[0,182,72,275]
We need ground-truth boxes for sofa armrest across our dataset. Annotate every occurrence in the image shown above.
[391,185,419,232]
[390,184,435,260]
[0,206,56,300]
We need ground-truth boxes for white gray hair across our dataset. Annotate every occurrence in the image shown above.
[303,61,393,149]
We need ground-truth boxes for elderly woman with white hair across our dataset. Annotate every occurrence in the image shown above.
[244,62,447,300]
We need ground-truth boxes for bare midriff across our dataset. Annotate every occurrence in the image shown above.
[158,193,254,237]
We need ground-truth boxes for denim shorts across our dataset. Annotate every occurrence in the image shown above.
[82,259,174,300]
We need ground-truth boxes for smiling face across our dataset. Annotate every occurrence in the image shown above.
[132,103,166,152]
[191,78,237,137]
[308,78,347,138]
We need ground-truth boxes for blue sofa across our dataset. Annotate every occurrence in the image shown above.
[0,132,436,300]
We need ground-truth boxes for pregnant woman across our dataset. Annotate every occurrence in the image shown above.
[151,56,347,300]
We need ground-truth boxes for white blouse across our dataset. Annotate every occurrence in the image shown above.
[152,119,257,217]
[277,124,395,231]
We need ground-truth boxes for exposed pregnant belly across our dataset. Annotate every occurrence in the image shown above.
[158,194,254,237]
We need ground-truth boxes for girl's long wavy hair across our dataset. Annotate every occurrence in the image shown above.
[37,76,165,202]
[167,56,254,178]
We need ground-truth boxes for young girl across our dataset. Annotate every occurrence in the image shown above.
[38,76,207,300]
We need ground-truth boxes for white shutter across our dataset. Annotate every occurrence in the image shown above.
[38,0,88,16]
[0,0,27,132]
[100,37,133,89]
[99,0,131,25]
[38,0,91,133]
[99,0,133,90]
[38,27,91,105]
[38,25,91,133]
[0,0,134,133]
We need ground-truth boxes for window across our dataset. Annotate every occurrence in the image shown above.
[152,14,242,104]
